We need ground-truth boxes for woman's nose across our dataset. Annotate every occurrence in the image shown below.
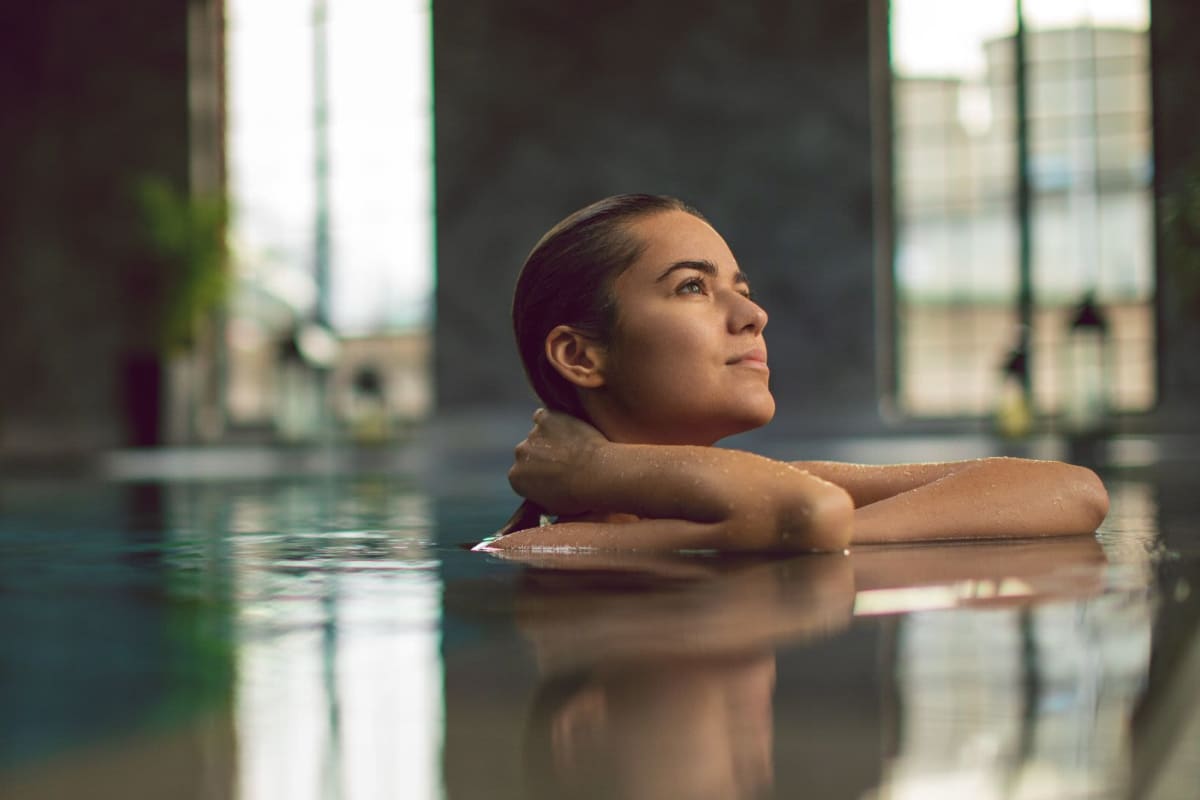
[727,291,768,334]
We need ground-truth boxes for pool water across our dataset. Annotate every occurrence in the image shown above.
[0,456,1197,799]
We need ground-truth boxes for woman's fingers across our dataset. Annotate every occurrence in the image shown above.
[532,409,606,449]
[508,410,604,514]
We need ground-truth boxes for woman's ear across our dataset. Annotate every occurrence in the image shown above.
[545,325,607,389]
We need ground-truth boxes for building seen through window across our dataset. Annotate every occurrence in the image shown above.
[225,0,433,441]
[890,0,1154,420]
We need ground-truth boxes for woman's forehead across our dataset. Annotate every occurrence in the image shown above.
[626,211,742,280]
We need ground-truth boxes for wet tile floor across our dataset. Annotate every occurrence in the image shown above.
[0,457,1196,799]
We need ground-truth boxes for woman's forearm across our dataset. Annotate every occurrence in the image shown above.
[847,458,1109,544]
[531,442,854,551]
[481,517,728,552]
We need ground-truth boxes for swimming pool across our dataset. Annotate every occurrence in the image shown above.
[1,441,1196,799]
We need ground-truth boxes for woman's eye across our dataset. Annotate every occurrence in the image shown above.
[677,277,706,295]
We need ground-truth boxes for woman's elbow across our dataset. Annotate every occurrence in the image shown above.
[1071,465,1110,532]
[780,482,854,552]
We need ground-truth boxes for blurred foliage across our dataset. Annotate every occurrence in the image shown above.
[1163,156,1200,316]
[134,176,229,353]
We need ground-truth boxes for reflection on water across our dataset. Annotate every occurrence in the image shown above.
[1130,549,1200,800]
[508,555,849,800]
[879,587,1152,798]
[0,469,1197,799]
[1096,479,1162,571]
[0,477,444,800]
[228,486,441,800]
[486,537,1144,800]
[870,499,1159,799]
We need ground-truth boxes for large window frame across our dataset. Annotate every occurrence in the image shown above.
[876,0,1157,425]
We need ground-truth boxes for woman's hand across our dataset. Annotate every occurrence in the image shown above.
[508,409,609,515]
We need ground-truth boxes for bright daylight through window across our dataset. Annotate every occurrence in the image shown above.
[890,0,1155,421]
[223,5,443,798]
[225,0,434,439]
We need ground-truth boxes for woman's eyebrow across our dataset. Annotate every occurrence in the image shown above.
[655,259,750,285]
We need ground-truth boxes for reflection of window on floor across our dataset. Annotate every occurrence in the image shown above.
[225,0,433,439]
[890,0,1154,419]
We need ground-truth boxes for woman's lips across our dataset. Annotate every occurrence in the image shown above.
[728,348,769,369]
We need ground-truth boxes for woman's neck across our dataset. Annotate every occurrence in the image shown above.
[584,403,721,447]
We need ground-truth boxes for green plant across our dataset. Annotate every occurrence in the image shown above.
[134,176,230,353]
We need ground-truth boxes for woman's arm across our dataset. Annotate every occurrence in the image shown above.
[488,410,854,553]
[792,458,1109,544]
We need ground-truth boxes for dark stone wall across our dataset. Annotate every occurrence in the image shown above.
[0,2,191,454]
[433,0,881,432]
[1149,0,1200,431]
[434,0,1200,435]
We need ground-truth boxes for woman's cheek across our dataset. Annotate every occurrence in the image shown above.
[631,322,714,394]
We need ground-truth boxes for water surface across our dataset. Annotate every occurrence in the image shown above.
[0,462,1196,799]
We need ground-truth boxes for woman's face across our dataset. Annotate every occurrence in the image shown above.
[589,210,774,445]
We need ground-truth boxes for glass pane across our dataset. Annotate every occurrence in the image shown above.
[892,0,1019,417]
[891,0,1155,419]
[226,0,434,437]
[1023,0,1154,414]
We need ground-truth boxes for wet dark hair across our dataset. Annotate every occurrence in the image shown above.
[512,193,704,419]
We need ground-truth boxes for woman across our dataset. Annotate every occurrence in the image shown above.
[478,194,1109,553]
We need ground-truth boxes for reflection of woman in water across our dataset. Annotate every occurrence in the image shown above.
[478,195,1109,552]
[515,555,853,800]
[511,538,1107,799]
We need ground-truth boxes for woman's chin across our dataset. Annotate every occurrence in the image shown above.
[744,393,776,427]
